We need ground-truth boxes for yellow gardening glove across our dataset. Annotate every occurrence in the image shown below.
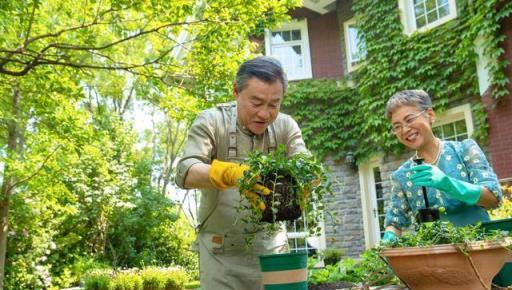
[209,160,271,210]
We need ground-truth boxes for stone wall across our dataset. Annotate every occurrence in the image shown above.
[322,155,365,257]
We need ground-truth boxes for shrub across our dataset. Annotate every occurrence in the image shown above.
[141,267,166,290]
[84,267,188,290]
[53,256,111,288]
[160,268,188,290]
[321,248,345,266]
[84,269,112,290]
[111,271,143,290]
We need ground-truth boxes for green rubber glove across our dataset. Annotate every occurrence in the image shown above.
[409,164,482,205]
[381,231,398,243]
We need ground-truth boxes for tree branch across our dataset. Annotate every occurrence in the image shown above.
[23,4,37,47]
[1,17,208,76]
[8,145,62,191]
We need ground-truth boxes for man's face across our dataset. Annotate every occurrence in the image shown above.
[235,77,283,135]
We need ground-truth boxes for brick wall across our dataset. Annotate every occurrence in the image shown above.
[484,14,512,180]
[308,11,344,78]
[292,8,344,79]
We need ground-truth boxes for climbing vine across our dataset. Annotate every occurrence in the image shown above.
[283,0,512,162]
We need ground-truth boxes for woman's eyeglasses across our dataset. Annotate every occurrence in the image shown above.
[390,109,427,134]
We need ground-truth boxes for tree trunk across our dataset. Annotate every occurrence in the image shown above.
[0,85,21,289]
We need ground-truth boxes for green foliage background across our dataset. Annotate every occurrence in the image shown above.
[0,0,301,288]
[283,0,512,162]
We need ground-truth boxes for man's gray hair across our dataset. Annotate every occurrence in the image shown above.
[235,56,288,93]
[385,89,432,119]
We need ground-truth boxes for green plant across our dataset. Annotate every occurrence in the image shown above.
[141,267,166,290]
[321,248,345,266]
[84,269,112,290]
[237,145,333,245]
[308,263,345,285]
[110,271,143,290]
[387,221,510,248]
[308,248,396,287]
[160,268,188,290]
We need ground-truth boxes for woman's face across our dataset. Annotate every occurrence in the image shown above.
[390,105,436,150]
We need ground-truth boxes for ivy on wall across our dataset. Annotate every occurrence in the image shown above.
[283,0,512,162]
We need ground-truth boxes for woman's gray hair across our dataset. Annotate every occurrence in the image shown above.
[235,56,288,93]
[385,89,432,119]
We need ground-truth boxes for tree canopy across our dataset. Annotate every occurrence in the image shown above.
[0,0,301,288]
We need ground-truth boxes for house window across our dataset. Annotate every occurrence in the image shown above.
[286,214,325,255]
[432,103,473,141]
[344,18,366,72]
[399,0,457,34]
[265,19,312,80]
[433,119,468,141]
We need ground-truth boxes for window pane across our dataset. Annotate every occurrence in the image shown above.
[272,45,304,78]
[416,15,427,28]
[292,30,301,41]
[426,9,439,23]
[413,0,425,5]
[443,123,455,138]
[425,0,437,12]
[438,3,450,18]
[282,31,291,42]
[454,120,467,135]
[271,32,282,43]
[437,0,449,6]
[348,26,360,61]
[433,126,443,136]
[415,3,426,17]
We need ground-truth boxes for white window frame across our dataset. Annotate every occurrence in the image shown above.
[433,103,474,139]
[398,0,458,35]
[287,217,326,254]
[343,18,365,72]
[265,19,313,81]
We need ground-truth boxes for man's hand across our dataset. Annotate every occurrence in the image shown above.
[209,160,271,210]
[409,164,482,205]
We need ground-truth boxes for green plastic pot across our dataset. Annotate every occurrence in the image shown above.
[482,218,512,287]
[259,251,308,290]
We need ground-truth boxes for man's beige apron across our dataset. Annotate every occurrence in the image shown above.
[197,105,289,290]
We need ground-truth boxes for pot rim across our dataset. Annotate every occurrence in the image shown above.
[381,237,512,257]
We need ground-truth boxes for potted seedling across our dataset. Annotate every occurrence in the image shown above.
[237,145,332,240]
[380,221,512,290]
[237,145,333,290]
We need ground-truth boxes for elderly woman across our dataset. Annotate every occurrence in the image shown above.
[382,89,502,242]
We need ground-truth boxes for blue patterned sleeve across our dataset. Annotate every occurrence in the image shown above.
[460,139,503,205]
[384,173,412,230]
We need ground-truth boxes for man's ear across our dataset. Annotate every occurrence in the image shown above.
[233,82,239,100]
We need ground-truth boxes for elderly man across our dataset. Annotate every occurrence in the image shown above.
[175,56,308,290]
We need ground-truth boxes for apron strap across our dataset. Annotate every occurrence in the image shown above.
[267,123,277,153]
[228,110,237,158]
